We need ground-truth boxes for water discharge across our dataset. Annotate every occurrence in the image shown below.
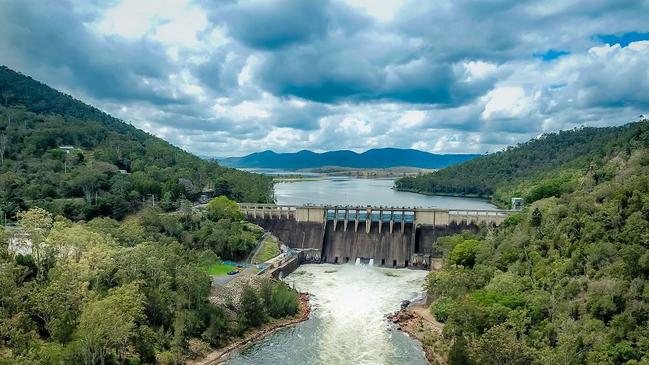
[224,264,428,365]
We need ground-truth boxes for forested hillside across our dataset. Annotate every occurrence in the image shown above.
[395,122,646,207]
[423,122,649,364]
[0,202,300,365]
[0,67,296,365]
[0,66,273,221]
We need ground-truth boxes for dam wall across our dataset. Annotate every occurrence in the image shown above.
[240,204,508,268]
[322,221,415,267]
[246,217,325,253]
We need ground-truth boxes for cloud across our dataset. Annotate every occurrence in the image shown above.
[1,0,648,157]
[213,0,333,49]
[0,0,185,105]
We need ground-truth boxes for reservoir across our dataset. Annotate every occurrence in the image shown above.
[274,177,497,210]
[225,264,428,365]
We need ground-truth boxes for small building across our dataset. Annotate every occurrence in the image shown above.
[178,178,195,192]
[59,145,75,154]
[511,197,524,211]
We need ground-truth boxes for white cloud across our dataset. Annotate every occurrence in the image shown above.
[343,0,406,21]
[339,117,373,134]
[463,61,498,81]
[93,0,208,47]
[481,87,533,120]
[398,110,426,127]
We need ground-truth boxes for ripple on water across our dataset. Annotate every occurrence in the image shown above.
[224,264,429,365]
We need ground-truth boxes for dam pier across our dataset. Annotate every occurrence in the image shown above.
[240,203,509,268]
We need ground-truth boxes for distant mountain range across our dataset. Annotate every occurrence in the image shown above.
[218,148,482,169]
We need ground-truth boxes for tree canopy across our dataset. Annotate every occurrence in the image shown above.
[395,120,648,207]
[423,124,649,364]
[0,66,273,221]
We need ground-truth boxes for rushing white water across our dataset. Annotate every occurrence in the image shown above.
[225,264,428,365]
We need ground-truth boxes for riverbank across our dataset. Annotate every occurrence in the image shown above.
[190,292,311,365]
[388,304,448,365]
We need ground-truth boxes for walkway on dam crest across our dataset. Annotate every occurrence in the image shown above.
[238,203,510,228]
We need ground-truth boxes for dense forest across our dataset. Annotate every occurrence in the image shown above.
[423,122,649,364]
[0,67,298,364]
[0,66,273,221]
[0,200,300,365]
[395,121,647,207]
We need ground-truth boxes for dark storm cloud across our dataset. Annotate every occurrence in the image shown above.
[205,0,371,50]
[0,0,183,105]
[219,1,330,49]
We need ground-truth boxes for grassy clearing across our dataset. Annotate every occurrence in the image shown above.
[205,262,236,276]
[252,237,280,264]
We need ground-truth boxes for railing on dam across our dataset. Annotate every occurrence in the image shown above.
[238,203,510,228]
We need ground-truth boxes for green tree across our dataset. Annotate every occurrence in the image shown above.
[237,285,266,332]
[430,297,454,323]
[448,240,482,268]
[205,196,244,222]
[16,208,53,280]
[268,282,300,318]
[75,283,145,365]
[469,324,533,365]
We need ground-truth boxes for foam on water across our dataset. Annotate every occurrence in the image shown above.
[225,264,428,365]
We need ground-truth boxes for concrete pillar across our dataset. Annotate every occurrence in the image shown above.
[343,209,349,232]
[366,207,371,234]
[378,210,383,233]
[354,209,359,233]
[333,208,338,231]
[389,210,394,234]
[401,210,405,233]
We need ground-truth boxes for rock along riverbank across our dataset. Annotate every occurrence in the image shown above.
[190,292,311,365]
[387,304,447,365]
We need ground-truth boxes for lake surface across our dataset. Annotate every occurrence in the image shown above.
[225,264,428,365]
[274,177,496,210]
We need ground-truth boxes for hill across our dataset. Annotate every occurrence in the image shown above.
[395,121,648,207]
[0,66,273,220]
[418,119,649,364]
[219,148,481,169]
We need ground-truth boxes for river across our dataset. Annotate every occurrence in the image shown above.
[225,177,493,364]
[225,264,429,365]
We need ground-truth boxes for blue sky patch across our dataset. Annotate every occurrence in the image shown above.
[534,49,570,61]
[597,32,649,47]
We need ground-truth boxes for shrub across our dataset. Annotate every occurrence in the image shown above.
[268,282,300,318]
[449,240,482,268]
[430,297,454,323]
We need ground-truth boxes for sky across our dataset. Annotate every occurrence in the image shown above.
[1,0,648,157]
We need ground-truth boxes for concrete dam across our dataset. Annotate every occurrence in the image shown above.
[240,203,509,268]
